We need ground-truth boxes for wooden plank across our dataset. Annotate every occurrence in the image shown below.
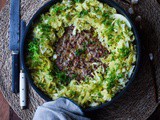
[0,91,21,120]
[9,108,21,120]
[0,0,6,11]
[0,91,9,120]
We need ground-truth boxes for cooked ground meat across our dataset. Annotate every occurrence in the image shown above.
[56,26,108,80]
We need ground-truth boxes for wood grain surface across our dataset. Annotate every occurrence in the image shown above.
[0,0,160,120]
[0,91,9,120]
[0,91,21,120]
[0,0,5,10]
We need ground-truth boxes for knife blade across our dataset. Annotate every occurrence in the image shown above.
[9,0,20,93]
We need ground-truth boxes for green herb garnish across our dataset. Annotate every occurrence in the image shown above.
[75,49,85,56]
[119,47,130,58]
[73,0,84,3]
[78,10,88,17]
[71,74,78,79]
[52,6,66,14]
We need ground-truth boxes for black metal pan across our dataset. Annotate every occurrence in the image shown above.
[21,0,141,112]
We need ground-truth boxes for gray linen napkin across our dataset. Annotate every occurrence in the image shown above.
[33,98,90,120]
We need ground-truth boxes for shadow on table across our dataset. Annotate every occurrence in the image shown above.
[148,105,160,120]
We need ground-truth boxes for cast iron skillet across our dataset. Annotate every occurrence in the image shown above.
[21,0,141,112]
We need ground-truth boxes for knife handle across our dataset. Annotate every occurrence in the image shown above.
[11,51,19,93]
[20,71,26,109]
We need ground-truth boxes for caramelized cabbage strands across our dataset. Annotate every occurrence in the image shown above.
[26,0,136,108]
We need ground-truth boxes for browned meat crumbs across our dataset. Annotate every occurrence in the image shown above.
[56,26,108,80]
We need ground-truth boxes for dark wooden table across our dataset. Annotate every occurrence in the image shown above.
[0,91,20,120]
[0,0,159,120]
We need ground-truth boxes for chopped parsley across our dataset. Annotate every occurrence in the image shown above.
[119,47,130,58]
[75,49,85,56]
[78,10,88,17]
[52,6,66,14]
[73,0,84,3]
[75,42,87,56]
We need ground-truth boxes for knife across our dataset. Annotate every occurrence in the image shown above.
[9,0,20,93]
[20,20,27,109]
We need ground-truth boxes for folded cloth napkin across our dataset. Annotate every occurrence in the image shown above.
[33,98,90,120]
